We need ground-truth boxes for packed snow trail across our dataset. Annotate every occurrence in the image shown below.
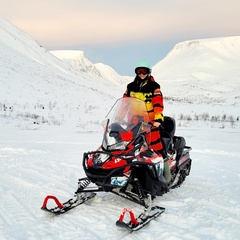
[0,125,240,239]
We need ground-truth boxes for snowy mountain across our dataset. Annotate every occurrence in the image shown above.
[50,50,130,85]
[152,36,240,105]
[1,20,240,240]
[1,18,240,129]
[0,19,127,130]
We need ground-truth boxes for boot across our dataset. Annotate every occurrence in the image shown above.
[163,157,171,183]
[156,150,171,183]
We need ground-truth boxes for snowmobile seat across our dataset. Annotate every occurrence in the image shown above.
[160,116,176,153]
[173,136,186,162]
[161,116,176,138]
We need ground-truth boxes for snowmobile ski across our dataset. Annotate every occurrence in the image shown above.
[116,206,165,232]
[41,192,96,215]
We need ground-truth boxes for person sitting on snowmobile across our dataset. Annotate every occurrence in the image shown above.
[121,61,171,182]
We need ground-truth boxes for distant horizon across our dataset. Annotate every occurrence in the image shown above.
[1,0,240,76]
[46,35,238,76]
[51,40,176,76]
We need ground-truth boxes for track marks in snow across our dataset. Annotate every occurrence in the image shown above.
[0,191,36,239]
[158,177,240,239]
[1,128,240,239]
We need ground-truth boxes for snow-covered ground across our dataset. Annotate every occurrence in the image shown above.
[1,123,240,240]
[1,19,240,239]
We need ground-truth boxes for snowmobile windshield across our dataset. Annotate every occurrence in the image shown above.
[102,97,151,151]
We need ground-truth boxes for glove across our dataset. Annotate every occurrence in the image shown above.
[153,121,161,127]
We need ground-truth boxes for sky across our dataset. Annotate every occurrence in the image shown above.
[1,0,240,76]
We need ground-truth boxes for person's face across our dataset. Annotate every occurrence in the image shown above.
[138,73,148,79]
[135,68,149,80]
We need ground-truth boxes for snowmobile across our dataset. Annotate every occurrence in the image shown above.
[41,97,192,231]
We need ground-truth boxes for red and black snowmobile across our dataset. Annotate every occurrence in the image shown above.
[41,97,192,231]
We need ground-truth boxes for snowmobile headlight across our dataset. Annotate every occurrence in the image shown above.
[94,153,109,165]
[93,157,102,166]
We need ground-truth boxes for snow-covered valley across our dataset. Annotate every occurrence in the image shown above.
[1,19,240,239]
